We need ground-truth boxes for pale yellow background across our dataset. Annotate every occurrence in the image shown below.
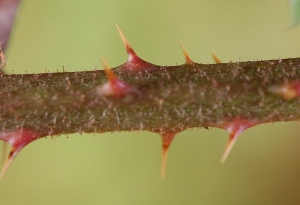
[1,1,300,204]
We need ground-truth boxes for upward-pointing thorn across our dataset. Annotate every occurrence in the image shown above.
[97,58,135,98]
[180,42,194,65]
[115,25,156,71]
[116,24,137,60]
[212,51,222,64]
[101,57,116,81]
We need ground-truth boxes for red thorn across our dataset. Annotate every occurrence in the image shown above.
[0,129,43,178]
[159,131,177,179]
[220,129,241,163]
[218,118,258,163]
[268,81,300,100]
[212,51,222,64]
[116,24,137,60]
[116,25,156,71]
[180,42,194,65]
[97,58,135,98]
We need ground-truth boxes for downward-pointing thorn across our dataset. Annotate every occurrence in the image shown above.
[160,131,177,179]
[220,131,240,163]
[0,129,43,179]
[116,24,137,59]
[1,147,17,179]
[218,119,258,163]
[180,42,194,65]
[212,51,222,64]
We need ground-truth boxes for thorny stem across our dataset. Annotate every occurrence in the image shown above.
[1,2,300,176]
[3,45,300,178]
[1,57,300,135]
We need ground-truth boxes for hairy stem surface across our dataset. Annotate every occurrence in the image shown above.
[1,58,299,136]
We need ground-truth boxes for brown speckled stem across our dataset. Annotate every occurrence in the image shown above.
[1,58,300,137]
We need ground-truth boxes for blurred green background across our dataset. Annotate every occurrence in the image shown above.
[1,0,300,204]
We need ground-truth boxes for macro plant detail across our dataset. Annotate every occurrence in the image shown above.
[1,25,300,178]
[1,0,300,180]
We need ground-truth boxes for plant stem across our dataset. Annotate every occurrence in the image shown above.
[1,58,299,136]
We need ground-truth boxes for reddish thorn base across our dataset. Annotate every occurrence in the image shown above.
[98,58,137,98]
[217,118,258,163]
[159,131,177,179]
[122,55,157,72]
[0,129,43,178]
[97,77,135,98]
[116,25,157,71]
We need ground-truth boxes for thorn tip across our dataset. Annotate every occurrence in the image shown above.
[0,149,15,179]
[159,131,177,179]
[0,129,43,178]
[220,134,238,163]
[218,119,258,163]
[116,25,136,58]
[100,57,115,81]
[212,51,222,64]
[97,58,135,97]
[180,42,194,65]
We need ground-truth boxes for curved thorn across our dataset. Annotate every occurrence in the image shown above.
[115,24,137,58]
[219,119,257,163]
[0,129,43,178]
[0,147,17,179]
[180,42,194,65]
[212,51,222,64]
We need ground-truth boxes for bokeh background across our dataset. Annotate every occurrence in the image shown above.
[1,0,300,204]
